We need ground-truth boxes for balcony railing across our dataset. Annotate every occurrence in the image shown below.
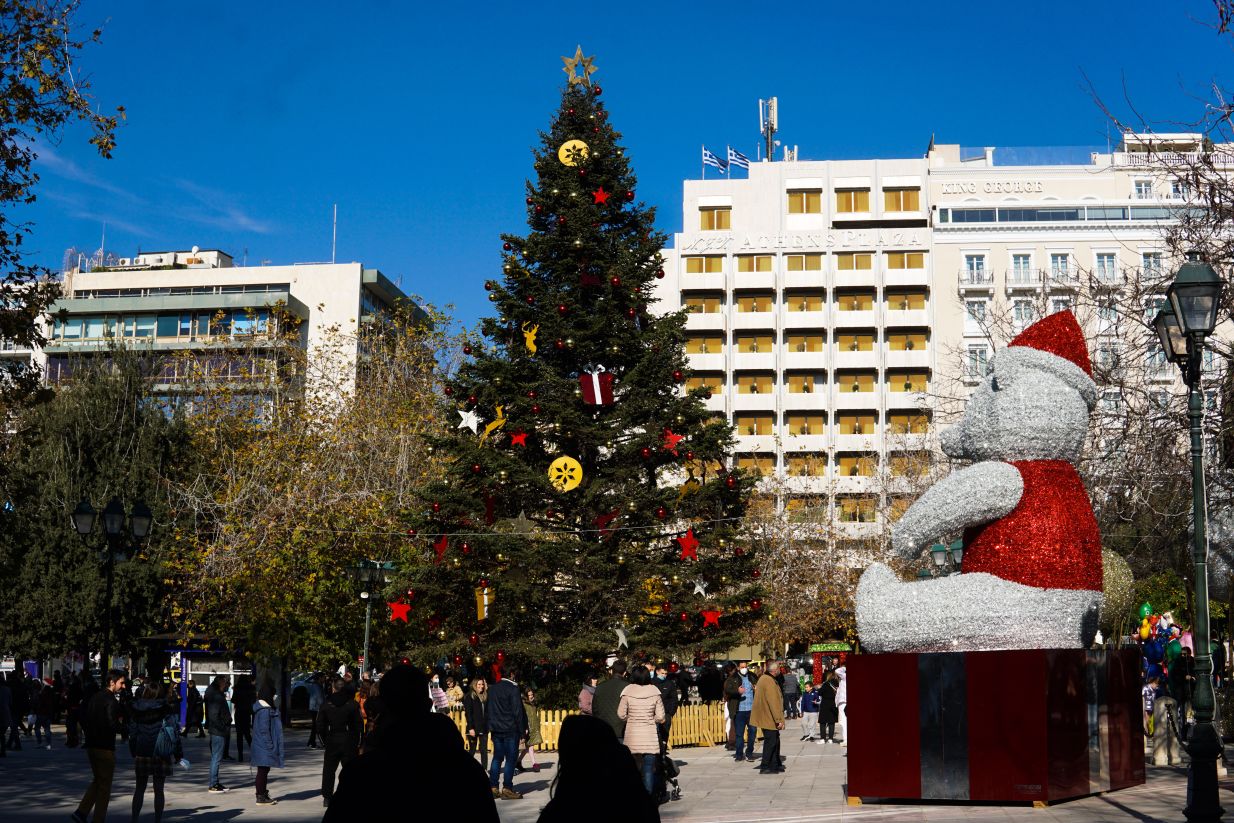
[1007,269,1043,287]
[958,269,993,286]
[1113,151,1202,167]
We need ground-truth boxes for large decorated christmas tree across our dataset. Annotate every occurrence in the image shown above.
[398,49,760,667]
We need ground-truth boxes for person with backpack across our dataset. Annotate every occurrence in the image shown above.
[129,684,183,822]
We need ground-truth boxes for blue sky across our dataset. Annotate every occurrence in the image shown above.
[26,0,1232,326]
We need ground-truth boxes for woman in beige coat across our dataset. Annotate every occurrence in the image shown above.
[617,664,665,795]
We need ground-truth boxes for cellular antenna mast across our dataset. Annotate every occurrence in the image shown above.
[331,203,338,264]
[759,97,778,163]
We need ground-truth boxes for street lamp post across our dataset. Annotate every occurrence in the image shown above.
[70,497,152,673]
[1153,254,1226,823]
[352,560,393,674]
[927,539,964,576]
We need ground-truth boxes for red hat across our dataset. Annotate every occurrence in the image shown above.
[1008,310,1092,376]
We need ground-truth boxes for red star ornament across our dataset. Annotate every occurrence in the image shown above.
[389,601,411,623]
[662,429,684,456]
[509,430,528,447]
[701,608,721,627]
[594,508,620,540]
[433,535,449,564]
[592,186,611,205]
[676,528,699,561]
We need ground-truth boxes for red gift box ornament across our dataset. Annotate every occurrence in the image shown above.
[579,365,616,406]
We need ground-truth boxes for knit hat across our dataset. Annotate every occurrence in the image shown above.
[999,310,1097,408]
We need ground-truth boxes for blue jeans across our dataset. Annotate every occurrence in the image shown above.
[733,710,755,759]
[209,734,225,786]
[488,735,519,789]
[640,753,656,794]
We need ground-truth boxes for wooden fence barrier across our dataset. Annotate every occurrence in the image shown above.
[448,702,728,753]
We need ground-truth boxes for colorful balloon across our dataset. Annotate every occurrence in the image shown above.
[1139,624,1151,640]
[1139,602,1153,620]
[1166,638,1183,663]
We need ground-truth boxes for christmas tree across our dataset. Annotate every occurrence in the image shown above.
[399,48,760,668]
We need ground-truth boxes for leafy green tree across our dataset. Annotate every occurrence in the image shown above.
[0,0,123,408]
[0,347,190,659]
[401,59,759,667]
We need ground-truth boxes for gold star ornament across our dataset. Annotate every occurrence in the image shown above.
[561,45,597,86]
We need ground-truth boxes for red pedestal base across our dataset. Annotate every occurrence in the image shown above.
[847,648,1144,805]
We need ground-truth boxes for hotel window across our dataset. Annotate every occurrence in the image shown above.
[685,333,723,354]
[887,411,929,434]
[838,372,876,393]
[785,454,827,477]
[683,293,723,313]
[1142,252,1163,275]
[786,292,824,312]
[1011,254,1032,279]
[736,453,775,475]
[966,344,990,378]
[883,187,921,212]
[685,373,724,392]
[786,333,824,353]
[736,373,774,394]
[886,251,925,270]
[156,314,179,338]
[1049,253,1071,278]
[835,252,873,271]
[836,412,877,435]
[734,413,774,436]
[736,254,772,272]
[887,331,927,351]
[890,452,931,478]
[1095,253,1118,282]
[837,496,878,523]
[785,412,826,435]
[964,299,987,334]
[734,332,773,353]
[787,189,822,214]
[1012,299,1038,330]
[1134,180,1153,199]
[736,293,774,312]
[1171,180,1191,199]
[836,188,870,213]
[887,290,927,311]
[699,206,731,231]
[836,453,877,477]
[889,371,929,392]
[126,315,156,338]
[684,255,724,273]
[787,372,824,393]
[964,254,987,278]
[1095,343,1121,373]
[836,332,875,352]
[836,291,875,311]
[888,495,914,522]
[1051,297,1072,314]
[784,254,823,271]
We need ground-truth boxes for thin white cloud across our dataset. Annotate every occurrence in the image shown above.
[40,190,150,238]
[172,178,273,234]
[33,143,140,202]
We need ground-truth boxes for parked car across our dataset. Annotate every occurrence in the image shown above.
[288,670,330,718]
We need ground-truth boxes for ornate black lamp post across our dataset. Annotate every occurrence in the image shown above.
[352,560,393,674]
[1152,254,1225,823]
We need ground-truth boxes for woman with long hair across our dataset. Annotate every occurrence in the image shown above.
[129,683,182,822]
[463,677,489,769]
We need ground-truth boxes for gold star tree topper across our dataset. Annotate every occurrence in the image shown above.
[561,45,597,86]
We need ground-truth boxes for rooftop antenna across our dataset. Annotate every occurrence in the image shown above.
[331,203,338,264]
[759,97,778,163]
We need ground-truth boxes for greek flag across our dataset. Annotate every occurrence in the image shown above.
[727,146,750,169]
[702,147,727,172]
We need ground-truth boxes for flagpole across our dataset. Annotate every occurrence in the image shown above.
[701,144,705,180]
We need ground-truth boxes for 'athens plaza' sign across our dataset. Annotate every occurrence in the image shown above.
[679,229,927,253]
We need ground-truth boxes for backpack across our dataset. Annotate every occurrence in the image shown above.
[154,715,178,759]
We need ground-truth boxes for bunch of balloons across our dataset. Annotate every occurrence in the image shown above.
[1136,602,1192,681]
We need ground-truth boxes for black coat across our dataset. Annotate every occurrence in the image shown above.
[723,673,743,719]
[463,692,488,734]
[317,692,361,747]
[82,689,120,751]
[656,677,679,718]
[205,687,232,736]
[819,680,840,723]
[486,680,527,739]
[591,676,627,740]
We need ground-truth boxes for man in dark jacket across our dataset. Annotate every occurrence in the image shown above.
[487,666,528,799]
[324,665,498,821]
[591,659,627,742]
[318,676,362,807]
[72,668,126,823]
[205,675,232,793]
[654,664,679,746]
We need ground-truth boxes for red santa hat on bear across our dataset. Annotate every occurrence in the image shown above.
[1000,310,1097,408]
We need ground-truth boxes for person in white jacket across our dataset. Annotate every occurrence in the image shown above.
[834,666,848,747]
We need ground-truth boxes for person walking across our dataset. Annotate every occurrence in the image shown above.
[721,662,739,750]
[835,665,849,746]
[799,682,820,741]
[71,668,127,823]
[536,714,660,823]
[819,671,840,744]
[618,665,666,796]
[182,679,204,738]
[653,664,679,749]
[65,673,84,748]
[7,671,27,750]
[129,684,183,823]
[751,661,785,775]
[231,675,256,762]
[487,665,529,800]
[34,679,54,749]
[578,672,597,716]
[517,686,542,773]
[204,675,232,794]
[306,674,325,749]
[726,662,756,761]
[463,677,489,769]
[782,666,801,719]
[592,659,628,742]
[250,682,285,806]
[318,676,361,808]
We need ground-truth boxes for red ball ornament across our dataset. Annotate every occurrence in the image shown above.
[554,339,565,350]
[496,649,507,662]
[592,85,603,95]
[751,599,762,610]
[578,168,587,177]
[526,197,534,205]
[593,126,600,133]
[568,107,575,115]
[462,344,472,355]
[725,474,737,489]
[406,527,417,536]
[484,281,494,291]
[640,447,652,460]
[625,190,635,201]
[734,546,745,557]
[462,543,472,555]
[557,304,569,316]
[535,205,543,214]
[431,502,441,513]
[751,568,761,579]
[655,268,666,279]
[479,577,490,589]
[443,386,454,397]
[557,215,567,225]
[531,404,542,414]
[669,662,680,673]
[527,390,537,399]
[610,276,621,287]
[685,451,695,461]
[680,611,689,622]
[546,508,556,518]
[469,633,480,647]
[655,506,667,520]
[471,463,482,474]
[526,295,535,305]
[672,370,685,383]
[626,307,637,319]
[661,602,671,614]
[406,588,416,599]
[503,242,512,251]
[453,654,463,667]
[401,657,411,665]
[467,394,478,406]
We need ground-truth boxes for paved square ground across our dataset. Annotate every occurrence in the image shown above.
[0,716,1226,822]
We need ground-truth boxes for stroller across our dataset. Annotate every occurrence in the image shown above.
[654,731,682,803]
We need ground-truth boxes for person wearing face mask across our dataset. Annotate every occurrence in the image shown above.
[653,665,678,749]
[429,673,450,714]
[723,663,756,762]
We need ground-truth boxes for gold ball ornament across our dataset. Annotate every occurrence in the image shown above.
[548,455,584,492]
[474,655,483,666]
[557,139,590,166]
[437,629,447,640]
[518,603,527,613]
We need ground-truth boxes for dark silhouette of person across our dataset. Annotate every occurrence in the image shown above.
[323,665,498,821]
[536,714,660,823]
